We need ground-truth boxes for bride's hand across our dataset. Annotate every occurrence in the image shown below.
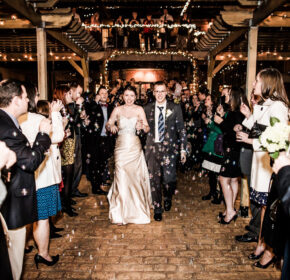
[108,124,118,134]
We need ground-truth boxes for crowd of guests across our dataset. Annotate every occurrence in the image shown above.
[87,9,194,50]
[0,67,289,279]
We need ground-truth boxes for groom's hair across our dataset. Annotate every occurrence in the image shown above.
[154,81,166,88]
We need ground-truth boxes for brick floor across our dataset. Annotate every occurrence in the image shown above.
[22,171,281,280]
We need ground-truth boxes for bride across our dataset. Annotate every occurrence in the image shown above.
[106,86,152,225]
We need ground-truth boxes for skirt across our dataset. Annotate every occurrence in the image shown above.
[36,184,62,220]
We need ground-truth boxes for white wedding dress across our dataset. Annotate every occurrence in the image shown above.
[108,116,152,224]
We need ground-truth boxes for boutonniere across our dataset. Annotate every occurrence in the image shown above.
[166,109,173,118]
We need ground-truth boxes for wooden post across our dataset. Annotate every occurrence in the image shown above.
[246,26,258,98]
[36,28,48,99]
[207,54,215,94]
[81,57,89,92]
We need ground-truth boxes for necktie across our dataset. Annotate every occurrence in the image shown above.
[100,103,108,107]
[158,106,165,142]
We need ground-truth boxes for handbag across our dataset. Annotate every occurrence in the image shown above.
[214,134,224,156]
[248,121,267,139]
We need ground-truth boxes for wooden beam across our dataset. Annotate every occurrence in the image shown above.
[246,26,258,98]
[212,57,231,76]
[210,28,247,57]
[47,30,86,57]
[68,59,84,77]
[35,0,59,8]
[0,15,72,29]
[220,10,253,27]
[36,28,48,99]
[238,0,258,6]
[260,11,290,27]
[251,0,288,26]
[3,0,42,27]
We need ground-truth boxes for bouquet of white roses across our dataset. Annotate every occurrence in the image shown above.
[259,117,290,159]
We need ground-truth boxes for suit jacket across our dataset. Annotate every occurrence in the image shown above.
[276,165,290,218]
[0,109,51,229]
[144,101,187,157]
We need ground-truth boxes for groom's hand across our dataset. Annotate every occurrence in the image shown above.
[180,151,186,164]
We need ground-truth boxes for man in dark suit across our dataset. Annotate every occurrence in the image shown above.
[85,86,114,195]
[144,81,187,221]
[0,79,51,279]
[67,82,88,198]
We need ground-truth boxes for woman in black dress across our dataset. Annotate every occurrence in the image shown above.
[214,88,248,224]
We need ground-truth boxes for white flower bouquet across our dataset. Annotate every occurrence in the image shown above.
[259,117,290,159]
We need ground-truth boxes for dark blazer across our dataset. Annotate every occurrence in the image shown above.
[276,165,290,218]
[144,101,187,156]
[0,109,51,229]
[86,101,114,138]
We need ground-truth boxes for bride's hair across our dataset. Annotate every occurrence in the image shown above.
[124,85,137,95]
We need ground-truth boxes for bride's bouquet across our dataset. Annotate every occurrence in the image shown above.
[259,117,290,159]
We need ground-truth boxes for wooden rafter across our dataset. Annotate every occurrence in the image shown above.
[251,0,288,26]
[220,10,253,27]
[212,57,231,76]
[260,11,290,27]
[210,28,247,56]
[47,30,87,57]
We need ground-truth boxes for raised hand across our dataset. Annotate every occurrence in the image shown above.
[51,100,63,112]
[240,103,251,119]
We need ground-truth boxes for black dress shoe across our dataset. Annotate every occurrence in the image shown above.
[62,206,78,217]
[240,206,249,217]
[211,194,223,204]
[24,245,34,254]
[50,232,62,239]
[164,200,172,211]
[202,193,211,200]
[154,213,162,221]
[50,225,64,233]
[245,225,251,231]
[235,234,258,243]
[92,188,108,195]
[71,190,88,198]
[70,199,77,205]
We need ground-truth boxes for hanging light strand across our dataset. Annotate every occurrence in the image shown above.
[83,23,197,29]
[180,0,191,16]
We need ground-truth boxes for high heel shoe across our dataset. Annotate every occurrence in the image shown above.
[248,251,264,260]
[219,214,238,224]
[34,254,59,269]
[253,256,277,269]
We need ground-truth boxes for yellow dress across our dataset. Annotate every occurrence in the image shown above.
[108,116,152,225]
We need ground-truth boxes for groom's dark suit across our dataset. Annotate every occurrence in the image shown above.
[144,101,187,213]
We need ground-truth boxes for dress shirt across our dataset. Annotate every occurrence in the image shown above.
[155,101,166,143]
[100,105,108,136]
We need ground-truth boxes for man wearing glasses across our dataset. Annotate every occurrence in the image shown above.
[144,81,187,221]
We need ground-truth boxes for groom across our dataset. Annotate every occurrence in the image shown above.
[144,81,187,221]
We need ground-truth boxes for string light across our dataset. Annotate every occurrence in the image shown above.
[180,0,191,16]
[103,49,199,94]
[83,23,197,30]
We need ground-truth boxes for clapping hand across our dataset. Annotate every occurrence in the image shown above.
[135,119,143,131]
[180,151,186,164]
[214,114,223,124]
